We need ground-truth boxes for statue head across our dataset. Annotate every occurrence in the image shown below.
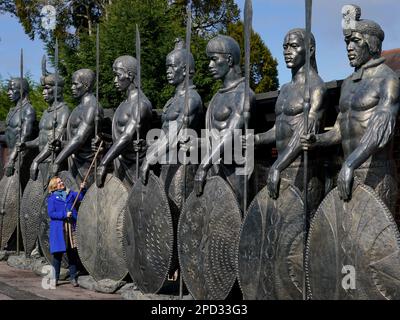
[7,78,29,103]
[283,28,318,73]
[41,55,64,103]
[166,38,195,86]
[71,69,95,99]
[112,55,137,92]
[206,35,241,80]
[342,4,384,68]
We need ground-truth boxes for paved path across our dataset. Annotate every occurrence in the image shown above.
[0,261,123,300]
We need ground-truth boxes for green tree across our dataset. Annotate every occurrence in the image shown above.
[227,21,279,93]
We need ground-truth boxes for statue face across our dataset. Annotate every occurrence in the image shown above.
[166,53,185,86]
[71,73,87,99]
[345,32,371,68]
[208,53,230,80]
[7,81,21,103]
[42,84,55,103]
[113,62,132,92]
[283,33,306,69]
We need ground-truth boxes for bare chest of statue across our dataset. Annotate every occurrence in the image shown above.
[68,103,90,136]
[38,110,56,149]
[162,95,183,125]
[113,100,136,139]
[209,90,242,131]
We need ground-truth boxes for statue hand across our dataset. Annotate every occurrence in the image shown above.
[242,133,255,151]
[91,135,103,153]
[179,136,194,153]
[16,142,26,153]
[30,162,39,181]
[267,167,280,199]
[48,139,61,152]
[139,162,149,185]
[4,163,15,177]
[300,133,317,151]
[194,168,207,197]
[96,165,106,188]
[133,139,147,153]
[337,163,354,201]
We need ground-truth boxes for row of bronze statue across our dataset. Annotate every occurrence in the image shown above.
[0,4,400,300]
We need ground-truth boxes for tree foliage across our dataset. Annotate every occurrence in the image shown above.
[2,0,279,110]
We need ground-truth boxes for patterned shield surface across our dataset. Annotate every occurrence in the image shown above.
[21,172,45,255]
[238,179,304,300]
[306,181,400,300]
[77,174,128,281]
[124,172,174,294]
[0,174,20,249]
[39,171,77,266]
[178,176,242,300]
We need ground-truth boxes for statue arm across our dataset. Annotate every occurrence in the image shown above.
[199,111,243,172]
[256,126,276,145]
[20,106,36,143]
[344,77,399,170]
[54,109,70,141]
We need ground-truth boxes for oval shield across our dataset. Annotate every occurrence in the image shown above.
[38,171,78,266]
[178,176,242,300]
[0,174,19,249]
[237,179,304,300]
[20,172,45,255]
[306,180,400,300]
[124,172,174,294]
[77,174,128,281]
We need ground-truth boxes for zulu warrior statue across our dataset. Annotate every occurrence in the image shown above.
[52,69,103,186]
[238,28,327,300]
[96,55,152,187]
[21,57,70,186]
[255,28,326,210]
[301,5,399,211]
[303,5,400,300]
[194,35,256,208]
[1,78,36,178]
[140,39,203,197]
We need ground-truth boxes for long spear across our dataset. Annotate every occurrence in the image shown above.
[51,38,59,168]
[135,24,141,181]
[17,49,23,256]
[243,0,252,215]
[303,0,313,300]
[95,24,100,183]
[178,1,192,300]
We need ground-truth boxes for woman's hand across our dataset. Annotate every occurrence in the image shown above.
[67,211,72,218]
[80,182,86,190]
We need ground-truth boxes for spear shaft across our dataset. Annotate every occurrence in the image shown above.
[135,25,141,181]
[303,0,312,300]
[243,0,252,216]
[17,49,23,255]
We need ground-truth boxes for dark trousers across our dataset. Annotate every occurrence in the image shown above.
[52,247,78,281]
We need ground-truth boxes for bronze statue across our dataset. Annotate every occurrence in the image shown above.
[303,4,400,300]
[301,5,399,211]
[2,78,36,177]
[52,69,103,186]
[255,28,326,209]
[238,28,327,300]
[140,39,203,204]
[194,34,256,208]
[96,55,152,187]
[21,57,70,185]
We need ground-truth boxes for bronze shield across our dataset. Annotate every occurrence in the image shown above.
[306,180,400,300]
[77,174,128,281]
[237,179,305,300]
[124,172,174,294]
[178,176,242,300]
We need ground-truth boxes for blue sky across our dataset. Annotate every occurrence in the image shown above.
[1,0,399,87]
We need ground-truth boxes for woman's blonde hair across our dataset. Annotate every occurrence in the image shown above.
[48,176,59,193]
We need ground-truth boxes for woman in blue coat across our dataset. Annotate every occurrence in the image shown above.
[47,176,86,287]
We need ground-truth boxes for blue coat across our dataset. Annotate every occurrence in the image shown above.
[47,188,86,254]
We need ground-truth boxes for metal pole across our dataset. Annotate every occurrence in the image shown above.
[52,38,59,168]
[135,25,142,181]
[243,0,252,216]
[95,24,100,183]
[17,49,23,256]
[303,0,313,301]
[179,1,192,300]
